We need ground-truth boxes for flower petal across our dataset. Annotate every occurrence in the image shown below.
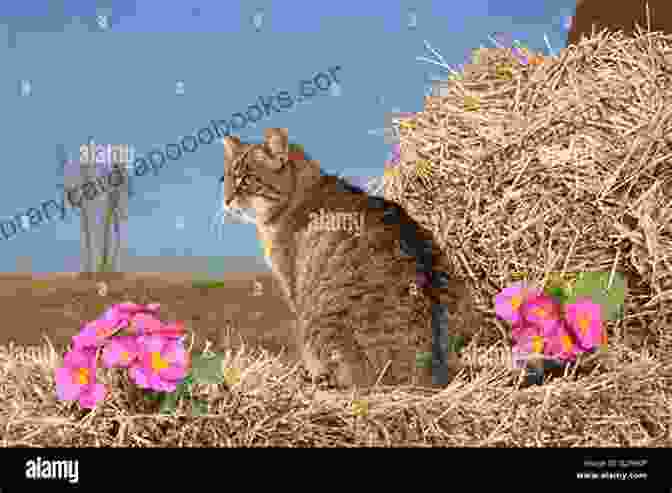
[160,365,187,382]
[102,337,140,368]
[137,335,166,354]
[132,313,164,336]
[55,367,81,401]
[510,321,539,339]
[543,320,581,361]
[79,383,107,409]
[565,299,604,351]
[129,366,151,389]
[521,295,562,335]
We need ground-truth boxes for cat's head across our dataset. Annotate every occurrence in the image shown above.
[220,128,296,225]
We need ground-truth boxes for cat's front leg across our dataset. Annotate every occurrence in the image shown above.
[302,331,374,389]
[328,346,375,389]
[301,341,328,384]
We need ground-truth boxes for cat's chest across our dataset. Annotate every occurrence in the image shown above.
[257,227,298,312]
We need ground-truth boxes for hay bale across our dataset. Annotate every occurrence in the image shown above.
[385,30,672,349]
[567,0,672,47]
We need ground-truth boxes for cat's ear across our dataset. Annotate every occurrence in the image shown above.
[264,128,289,161]
[223,136,241,164]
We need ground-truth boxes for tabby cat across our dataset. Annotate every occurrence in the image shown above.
[220,128,477,388]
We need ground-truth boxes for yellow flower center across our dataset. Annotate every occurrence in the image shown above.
[75,367,89,385]
[561,335,573,352]
[120,351,130,362]
[150,352,169,372]
[532,307,547,319]
[532,335,544,354]
[510,295,522,310]
[578,313,591,336]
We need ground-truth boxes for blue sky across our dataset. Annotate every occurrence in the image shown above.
[0,0,576,273]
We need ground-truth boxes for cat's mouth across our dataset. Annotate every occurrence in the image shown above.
[220,175,243,209]
[219,175,229,206]
[218,178,258,225]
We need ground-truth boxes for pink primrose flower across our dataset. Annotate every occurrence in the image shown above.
[520,294,563,335]
[495,281,542,326]
[565,299,605,352]
[55,349,106,409]
[101,336,141,368]
[543,319,581,362]
[72,318,124,350]
[128,336,189,392]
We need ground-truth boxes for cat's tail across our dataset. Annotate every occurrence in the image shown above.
[393,208,474,385]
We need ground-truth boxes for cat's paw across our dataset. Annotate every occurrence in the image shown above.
[332,359,373,389]
[303,339,374,389]
[302,344,329,384]
[328,349,375,389]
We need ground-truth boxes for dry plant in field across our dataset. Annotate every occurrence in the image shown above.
[1,335,671,447]
[386,29,672,350]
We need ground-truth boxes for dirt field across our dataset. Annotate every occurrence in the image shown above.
[0,272,299,362]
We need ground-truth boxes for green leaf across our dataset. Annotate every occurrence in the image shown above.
[545,286,566,303]
[190,353,226,385]
[190,399,209,416]
[158,392,179,415]
[191,280,226,289]
[288,143,304,153]
[144,390,161,402]
[173,380,191,399]
[561,283,574,300]
[181,374,194,387]
[566,271,627,321]
[415,351,432,369]
[446,335,466,354]
[603,272,627,320]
